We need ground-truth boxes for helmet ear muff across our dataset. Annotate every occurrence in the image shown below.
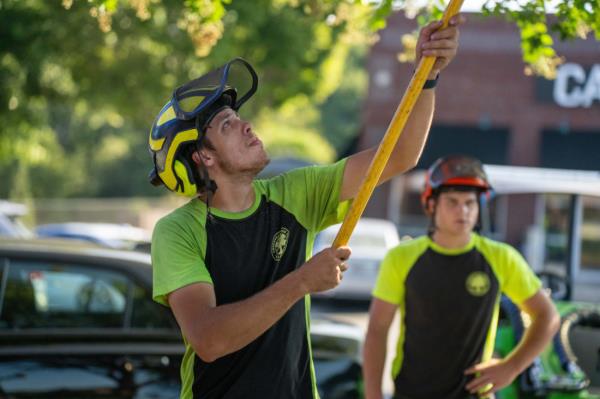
[176,144,218,196]
[173,158,198,196]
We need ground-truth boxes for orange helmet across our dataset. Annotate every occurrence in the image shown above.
[421,155,492,212]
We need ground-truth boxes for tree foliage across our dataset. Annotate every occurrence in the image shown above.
[482,0,599,77]
[378,0,599,78]
[1,0,370,198]
[83,0,600,78]
[1,0,598,200]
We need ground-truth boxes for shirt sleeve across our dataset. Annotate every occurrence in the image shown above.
[372,248,404,305]
[499,244,542,304]
[151,216,212,307]
[271,158,351,232]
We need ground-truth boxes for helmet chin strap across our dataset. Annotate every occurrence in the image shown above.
[194,116,218,195]
[474,193,484,233]
[194,116,218,219]
[427,201,438,238]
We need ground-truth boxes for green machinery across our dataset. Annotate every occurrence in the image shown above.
[485,166,600,399]
[496,299,600,399]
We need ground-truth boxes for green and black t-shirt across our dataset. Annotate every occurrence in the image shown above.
[373,234,541,399]
[152,160,349,399]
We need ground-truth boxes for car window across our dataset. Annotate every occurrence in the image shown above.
[131,285,174,329]
[0,260,128,329]
[348,257,381,272]
[317,231,390,252]
[349,234,387,248]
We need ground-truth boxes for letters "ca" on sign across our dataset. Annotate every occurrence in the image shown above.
[553,63,600,108]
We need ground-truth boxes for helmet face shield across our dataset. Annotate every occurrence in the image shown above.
[171,58,258,121]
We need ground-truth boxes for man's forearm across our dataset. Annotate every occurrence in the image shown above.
[384,85,435,177]
[363,328,389,399]
[397,82,435,161]
[505,311,560,373]
[338,70,438,201]
[191,270,308,362]
[177,246,348,362]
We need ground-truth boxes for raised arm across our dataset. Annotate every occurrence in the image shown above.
[168,246,351,362]
[340,15,464,202]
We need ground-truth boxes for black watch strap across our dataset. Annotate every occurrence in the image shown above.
[423,73,439,90]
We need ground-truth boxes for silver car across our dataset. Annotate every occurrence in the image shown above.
[314,218,400,300]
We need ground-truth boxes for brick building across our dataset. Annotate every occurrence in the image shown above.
[360,12,600,246]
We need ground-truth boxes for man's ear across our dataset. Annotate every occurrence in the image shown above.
[192,149,213,167]
[425,197,436,216]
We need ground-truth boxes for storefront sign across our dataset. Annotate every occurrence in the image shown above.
[553,63,600,108]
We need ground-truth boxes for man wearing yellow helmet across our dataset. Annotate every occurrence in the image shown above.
[150,17,464,399]
[363,155,560,399]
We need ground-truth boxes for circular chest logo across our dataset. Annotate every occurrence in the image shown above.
[271,228,289,261]
[466,271,490,297]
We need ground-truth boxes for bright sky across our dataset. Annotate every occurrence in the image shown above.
[378,0,560,13]
[454,0,559,13]
[461,0,486,12]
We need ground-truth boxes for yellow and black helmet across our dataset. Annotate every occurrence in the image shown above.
[148,58,258,196]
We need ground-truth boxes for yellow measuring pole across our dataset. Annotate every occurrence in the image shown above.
[332,0,464,248]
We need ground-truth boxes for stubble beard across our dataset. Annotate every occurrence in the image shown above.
[218,151,271,178]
